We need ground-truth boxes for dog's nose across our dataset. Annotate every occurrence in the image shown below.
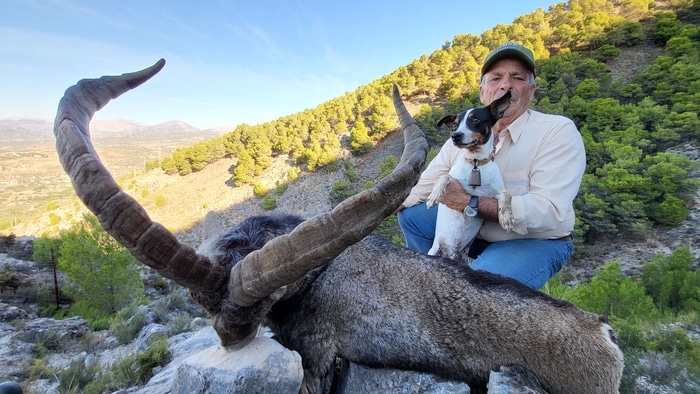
[451,132,463,143]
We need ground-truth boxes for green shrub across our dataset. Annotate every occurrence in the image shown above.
[110,353,139,388]
[48,212,61,226]
[262,195,277,211]
[288,167,300,182]
[134,335,170,384]
[154,194,166,207]
[66,300,111,330]
[275,182,289,195]
[27,357,54,381]
[329,180,354,207]
[343,159,356,182]
[568,261,659,321]
[145,159,159,171]
[379,155,398,178]
[113,310,147,345]
[593,44,621,63]
[58,356,102,394]
[167,314,194,336]
[253,182,268,198]
[642,247,700,314]
[325,159,341,172]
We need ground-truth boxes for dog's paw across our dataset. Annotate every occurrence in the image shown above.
[426,191,440,208]
[426,176,450,208]
[498,193,514,232]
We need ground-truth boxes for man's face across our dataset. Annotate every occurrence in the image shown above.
[479,58,536,125]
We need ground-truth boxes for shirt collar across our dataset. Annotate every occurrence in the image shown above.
[501,109,532,144]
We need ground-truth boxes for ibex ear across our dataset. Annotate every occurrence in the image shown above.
[436,115,458,129]
[489,90,512,120]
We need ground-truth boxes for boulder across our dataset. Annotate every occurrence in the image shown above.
[0,333,33,381]
[134,323,167,352]
[336,359,471,393]
[18,316,88,343]
[0,304,28,324]
[172,337,303,393]
[137,327,303,393]
[488,365,548,393]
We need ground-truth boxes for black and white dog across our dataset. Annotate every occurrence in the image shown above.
[426,91,514,263]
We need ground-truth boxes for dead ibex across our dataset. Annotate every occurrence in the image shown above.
[54,60,624,394]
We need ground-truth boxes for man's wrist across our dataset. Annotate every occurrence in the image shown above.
[463,195,479,217]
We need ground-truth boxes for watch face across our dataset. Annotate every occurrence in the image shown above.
[464,206,477,217]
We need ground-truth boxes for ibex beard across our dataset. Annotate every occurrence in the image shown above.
[54,60,624,394]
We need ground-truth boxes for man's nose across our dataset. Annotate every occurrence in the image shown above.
[498,77,513,91]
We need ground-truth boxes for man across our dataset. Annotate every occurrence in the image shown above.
[397,42,586,289]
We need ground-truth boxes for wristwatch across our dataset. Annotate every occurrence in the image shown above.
[463,195,479,217]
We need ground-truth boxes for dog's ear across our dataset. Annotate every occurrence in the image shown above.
[436,115,458,130]
[489,90,512,120]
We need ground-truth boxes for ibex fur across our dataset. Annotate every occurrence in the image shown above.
[54,60,624,394]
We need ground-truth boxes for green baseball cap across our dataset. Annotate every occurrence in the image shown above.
[481,42,536,77]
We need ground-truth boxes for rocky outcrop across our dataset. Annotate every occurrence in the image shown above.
[18,316,88,344]
[0,251,558,394]
[135,326,544,394]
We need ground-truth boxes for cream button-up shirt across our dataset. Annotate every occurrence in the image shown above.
[402,109,586,242]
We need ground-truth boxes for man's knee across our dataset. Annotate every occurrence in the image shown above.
[398,204,436,253]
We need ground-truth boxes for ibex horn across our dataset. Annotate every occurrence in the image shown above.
[54,59,228,298]
[228,84,428,307]
[55,64,427,346]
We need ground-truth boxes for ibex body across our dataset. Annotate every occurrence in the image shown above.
[210,214,623,394]
[54,61,623,394]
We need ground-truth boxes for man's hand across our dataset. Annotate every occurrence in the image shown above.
[439,175,471,212]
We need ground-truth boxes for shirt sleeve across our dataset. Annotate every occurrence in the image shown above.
[509,119,586,235]
[401,138,458,208]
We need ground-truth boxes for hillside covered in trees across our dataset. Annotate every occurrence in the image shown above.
[151,0,700,246]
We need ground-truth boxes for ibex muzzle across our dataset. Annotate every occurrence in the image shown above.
[54,60,624,394]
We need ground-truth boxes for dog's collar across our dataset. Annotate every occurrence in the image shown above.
[466,152,494,167]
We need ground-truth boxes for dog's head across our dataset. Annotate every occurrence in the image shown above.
[436,90,511,149]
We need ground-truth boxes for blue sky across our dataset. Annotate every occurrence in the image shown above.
[1,1,558,130]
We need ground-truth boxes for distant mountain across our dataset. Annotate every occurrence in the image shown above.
[0,118,54,143]
[0,118,231,150]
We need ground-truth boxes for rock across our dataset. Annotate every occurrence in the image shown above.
[18,316,88,343]
[25,379,56,394]
[10,236,34,261]
[134,323,167,352]
[136,326,222,393]
[134,326,557,394]
[0,333,34,380]
[0,323,14,338]
[336,360,471,393]
[488,365,548,394]
[132,304,158,326]
[0,303,29,323]
[136,327,303,394]
[171,337,303,394]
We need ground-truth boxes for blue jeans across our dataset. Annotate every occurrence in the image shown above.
[397,202,573,289]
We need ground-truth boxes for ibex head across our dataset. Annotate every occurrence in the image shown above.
[54,59,428,347]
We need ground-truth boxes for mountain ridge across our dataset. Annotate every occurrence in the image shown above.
[0,118,230,148]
